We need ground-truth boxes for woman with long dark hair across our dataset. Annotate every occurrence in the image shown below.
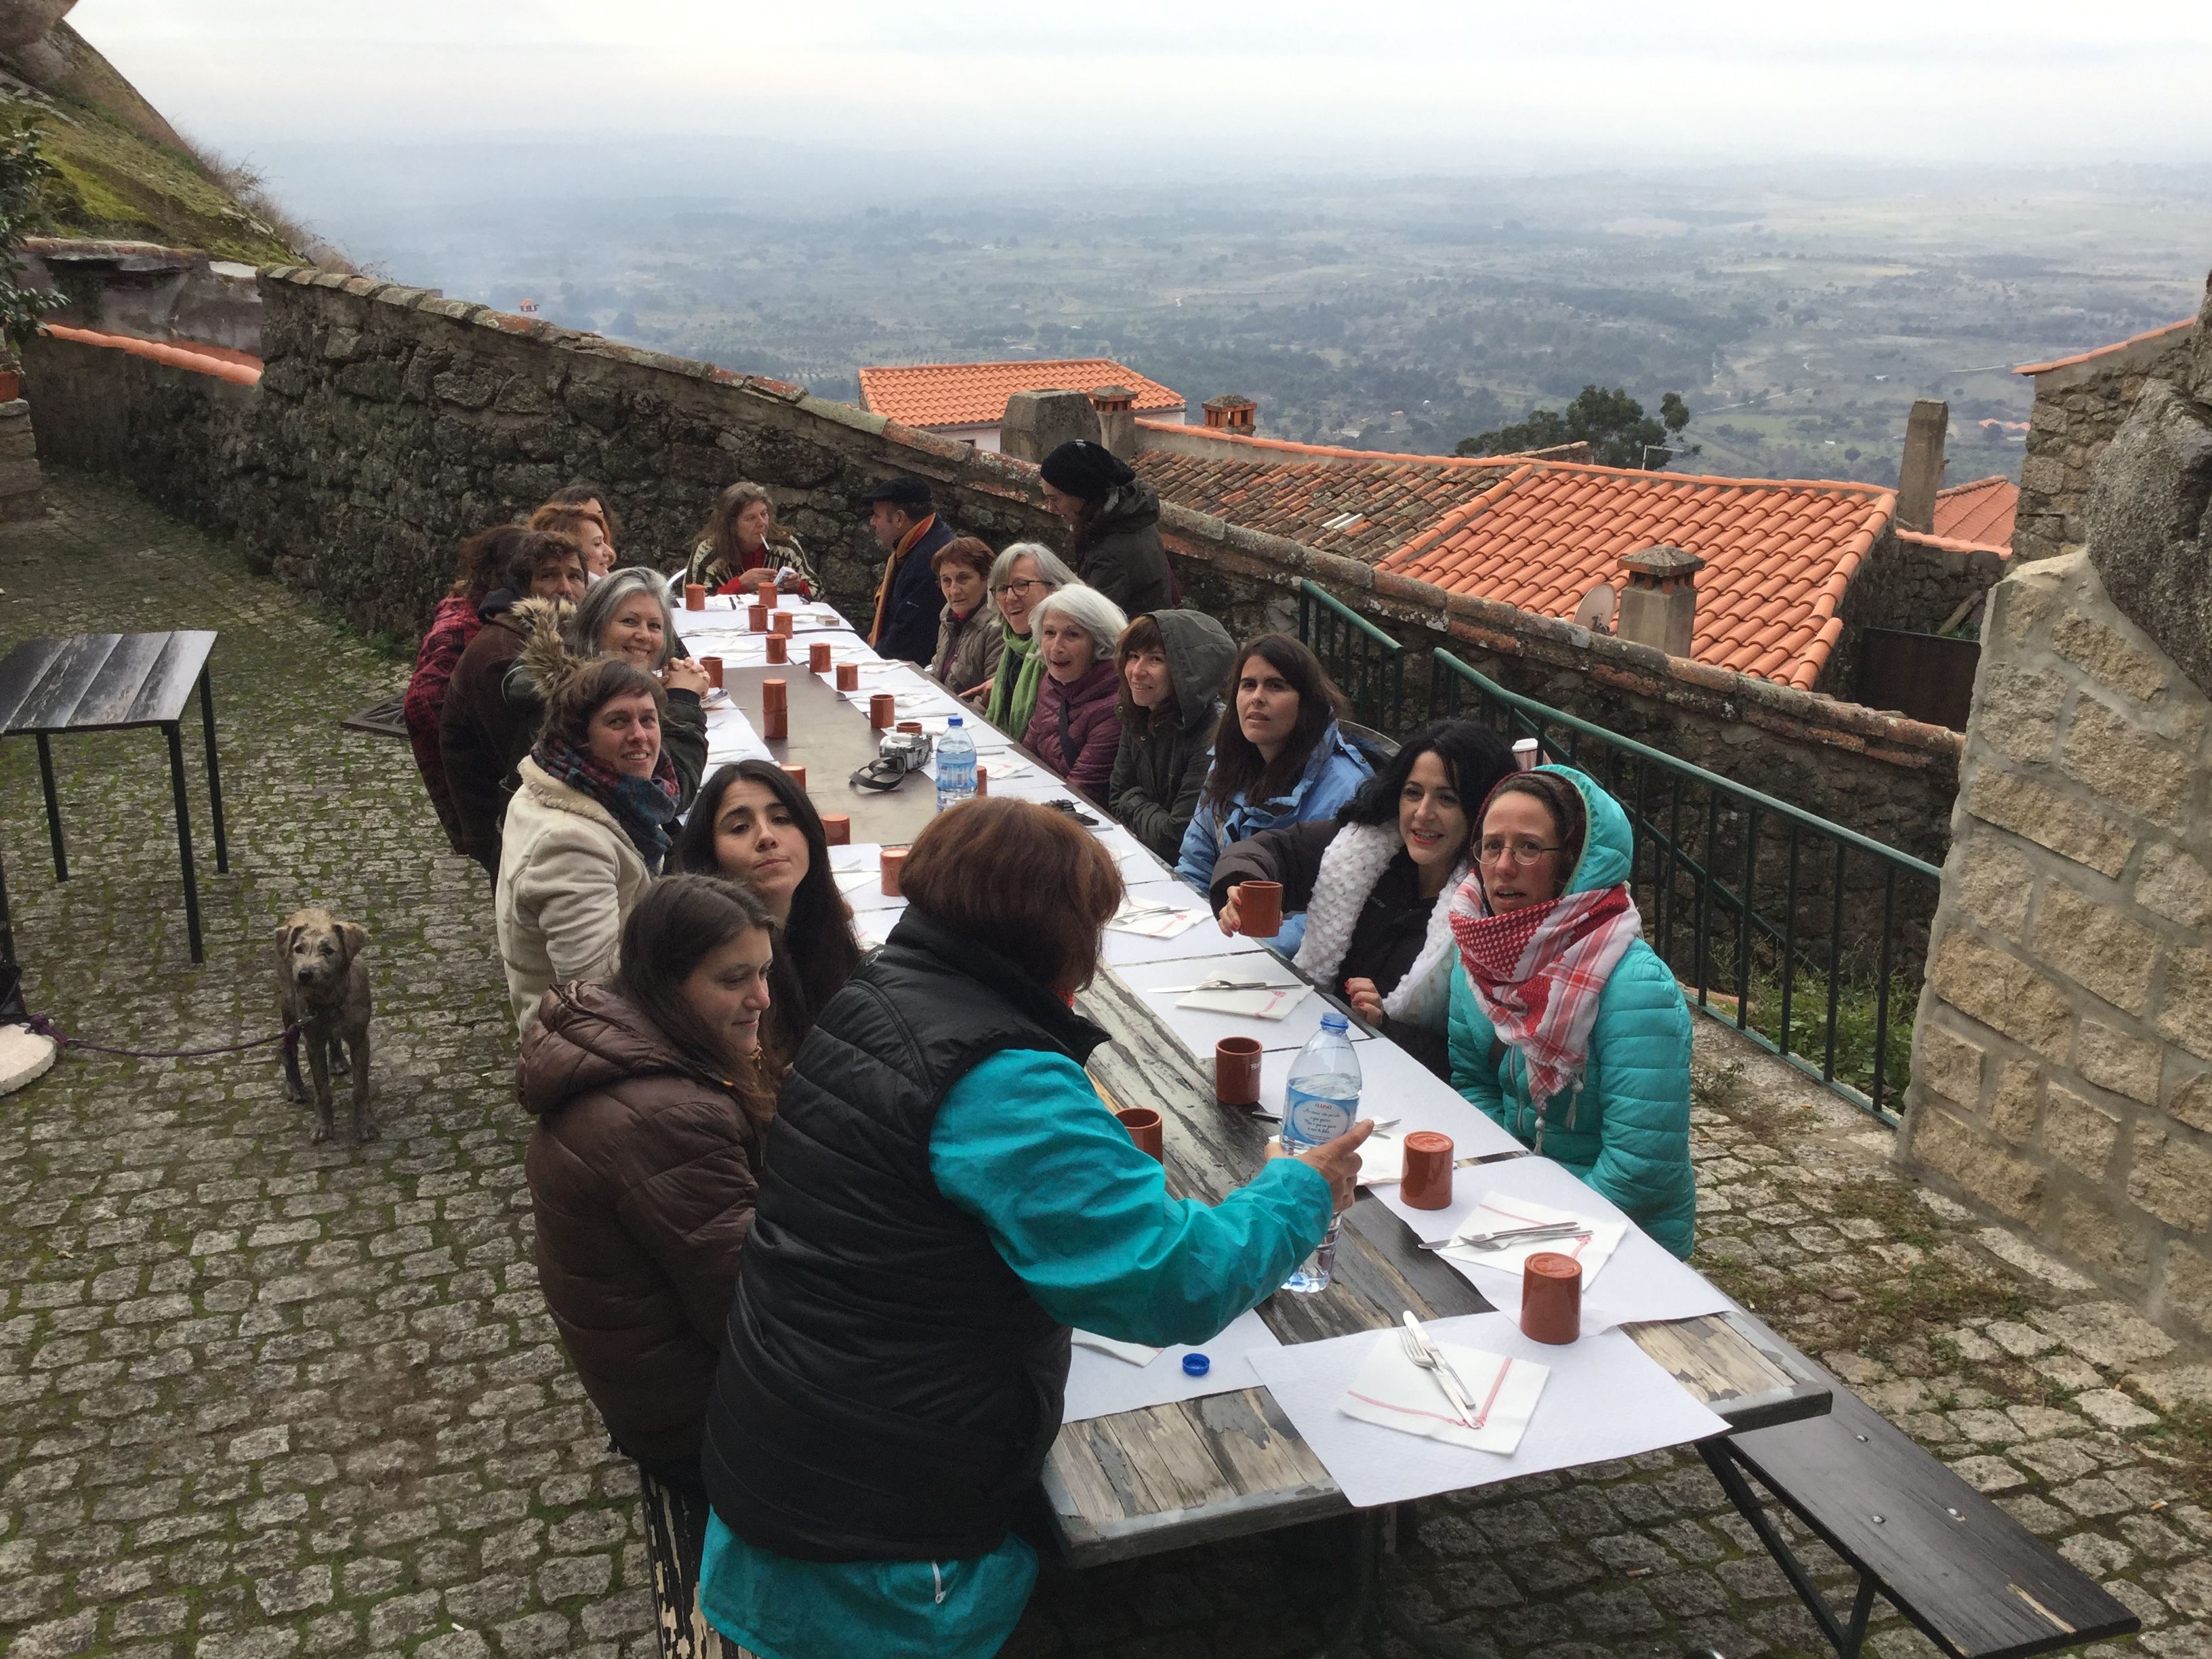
[1172,634,1372,941]
[1037,439,1173,614]
[673,761,863,1064]
[686,480,818,597]
[1448,766,1696,1256]
[1208,720,1513,1074]
[694,800,1368,1659]
[520,876,779,1491]
[407,523,528,851]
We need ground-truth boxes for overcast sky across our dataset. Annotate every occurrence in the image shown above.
[77,0,2212,174]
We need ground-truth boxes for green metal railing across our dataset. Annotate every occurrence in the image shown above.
[1429,650,1941,1123]
[1296,580,1406,733]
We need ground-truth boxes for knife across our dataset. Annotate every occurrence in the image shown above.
[1400,1311,1481,1429]
[1417,1219,1586,1252]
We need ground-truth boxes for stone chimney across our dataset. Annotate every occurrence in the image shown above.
[1894,398,1949,532]
[1090,385,1137,461]
[1000,388,1101,464]
[1202,394,1256,436]
[1614,544,1706,658]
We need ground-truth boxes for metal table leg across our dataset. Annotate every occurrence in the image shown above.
[197,664,228,874]
[35,734,66,880]
[164,720,205,965]
[1699,1439,1871,1658]
[1312,1510,1385,1659]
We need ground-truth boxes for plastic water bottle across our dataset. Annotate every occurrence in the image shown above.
[1279,1012,1361,1294]
[935,715,977,811]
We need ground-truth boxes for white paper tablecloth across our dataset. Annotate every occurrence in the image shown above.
[1246,1313,1727,1508]
[1113,956,1372,1057]
[1061,1307,1282,1423]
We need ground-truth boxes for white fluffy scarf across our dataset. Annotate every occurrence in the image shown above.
[1294,821,1470,1032]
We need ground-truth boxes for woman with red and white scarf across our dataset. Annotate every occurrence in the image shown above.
[1444,765,1696,1258]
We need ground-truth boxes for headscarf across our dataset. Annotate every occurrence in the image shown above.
[533,737,680,873]
[1040,440,1136,501]
[1447,772,1638,1109]
[985,623,1048,737]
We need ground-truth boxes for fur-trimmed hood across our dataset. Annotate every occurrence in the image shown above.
[508,596,584,703]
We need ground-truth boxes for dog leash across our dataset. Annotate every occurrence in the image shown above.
[24,1012,302,1063]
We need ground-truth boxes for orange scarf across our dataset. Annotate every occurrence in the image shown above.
[867,514,936,647]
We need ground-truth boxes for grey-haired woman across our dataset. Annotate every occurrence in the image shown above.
[506,566,712,810]
[1022,583,1128,798]
[977,541,1078,739]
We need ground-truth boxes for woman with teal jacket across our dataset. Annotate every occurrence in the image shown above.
[1445,764,1696,1258]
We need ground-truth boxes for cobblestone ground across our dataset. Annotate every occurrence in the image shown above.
[2,473,2208,1659]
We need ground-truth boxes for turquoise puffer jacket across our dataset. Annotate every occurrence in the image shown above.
[1446,766,1696,1258]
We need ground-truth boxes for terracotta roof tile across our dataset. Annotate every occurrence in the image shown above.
[2013,319,2194,377]
[857,358,1183,428]
[1928,475,2017,550]
[1139,441,1894,689]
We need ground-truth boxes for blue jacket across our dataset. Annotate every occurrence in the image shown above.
[1446,766,1696,1258]
[1173,720,1372,952]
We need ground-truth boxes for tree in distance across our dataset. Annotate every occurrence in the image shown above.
[1457,384,1698,470]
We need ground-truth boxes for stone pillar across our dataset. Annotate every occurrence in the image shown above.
[1000,388,1101,464]
[1202,394,1256,436]
[1090,385,1137,461]
[0,398,43,522]
[1896,398,1949,532]
[1614,545,1705,658]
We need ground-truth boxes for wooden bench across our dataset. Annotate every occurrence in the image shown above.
[1702,1368,2140,1659]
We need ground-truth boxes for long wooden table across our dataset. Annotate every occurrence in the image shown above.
[1048,966,1830,1569]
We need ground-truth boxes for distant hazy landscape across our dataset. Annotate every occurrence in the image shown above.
[275,144,2212,488]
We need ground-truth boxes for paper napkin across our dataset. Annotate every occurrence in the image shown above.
[1174,985,1308,1020]
[1441,1191,1626,1282]
[1071,1331,1162,1367]
[1338,1330,1547,1455]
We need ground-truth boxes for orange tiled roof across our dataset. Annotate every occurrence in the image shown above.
[857,359,1184,429]
[1929,476,2017,551]
[2014,318,2194,377]
[1139,444,1893,690]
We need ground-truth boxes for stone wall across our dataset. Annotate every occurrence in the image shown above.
[2013,318,2197,564]
[21,264,1963,859]
[1900,297,2212,1340]
[1816,527,2005,702]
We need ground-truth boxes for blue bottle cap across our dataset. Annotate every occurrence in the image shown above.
[1182,1353,1210,1376]
[947,715,962,726]
[1319,1011,1349,1031]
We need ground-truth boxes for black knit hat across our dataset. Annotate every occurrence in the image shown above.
[1040,440,1136,501]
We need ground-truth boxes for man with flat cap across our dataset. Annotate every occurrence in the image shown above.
[861,476,957,666]
[1038,439,1176,615]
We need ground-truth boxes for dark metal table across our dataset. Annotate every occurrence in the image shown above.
[0,630,228,964]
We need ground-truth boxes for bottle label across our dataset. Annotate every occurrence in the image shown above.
[1284,1093,1354,1147]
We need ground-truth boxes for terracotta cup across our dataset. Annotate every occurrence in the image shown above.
[762,707,789,741]
[880,846,909,897]
[1399,1131,1455,1210]
[896,720,923,735]
[748,604,768,634]
[699,655,724,689]
[761,678,788,711]
[766,635,789,664]
[1116,1106,1165,1162]
[869,693,896,730]
[810,641,834,673]
[975,764,988,798]
[756,575,779,605]
[1234,880,1284,938]
[771,612,794,637]
[780,763,806,789]
[1214,1036,1263,1107]
[1521,1251,1582,1345]
[684,582,706,611]
[836,662,860,692]
[820,814,851,846]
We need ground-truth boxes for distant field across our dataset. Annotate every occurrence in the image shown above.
[328,160,2212,488]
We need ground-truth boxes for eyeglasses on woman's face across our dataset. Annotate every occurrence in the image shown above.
[994,577,1048,598]
[1477,838,1560,867]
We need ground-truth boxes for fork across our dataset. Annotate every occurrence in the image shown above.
[1417,1219,1586,1253]
[1398,1314,1478,1429]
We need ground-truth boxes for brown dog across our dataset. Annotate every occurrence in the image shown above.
[277,907,374,1144]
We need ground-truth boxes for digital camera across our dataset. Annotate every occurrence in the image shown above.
[877,729,935,775]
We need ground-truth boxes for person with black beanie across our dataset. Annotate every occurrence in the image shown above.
[1038,440,1176,615]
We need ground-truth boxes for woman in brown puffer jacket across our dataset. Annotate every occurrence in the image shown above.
[519,876,779,1488]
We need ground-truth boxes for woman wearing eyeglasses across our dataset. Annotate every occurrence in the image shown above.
[1445,766,1696,1258]
[974,542,1077,739]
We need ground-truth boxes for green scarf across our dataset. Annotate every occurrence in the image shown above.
[987,624,1048,737]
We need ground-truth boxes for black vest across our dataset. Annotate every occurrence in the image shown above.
[700,910,1107,1561]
